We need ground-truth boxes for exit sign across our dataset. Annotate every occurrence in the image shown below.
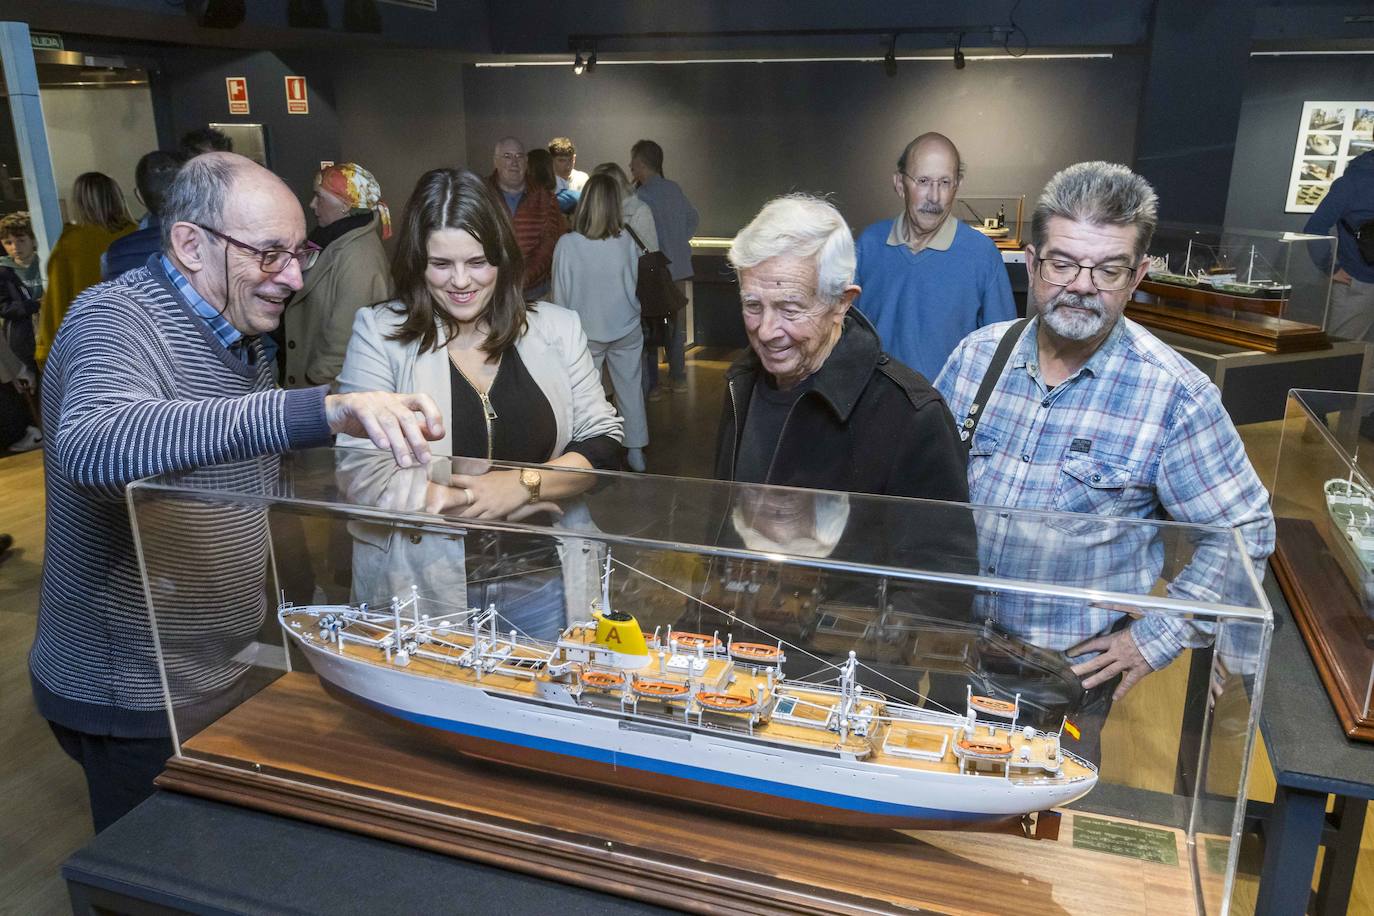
[30,32,63,51]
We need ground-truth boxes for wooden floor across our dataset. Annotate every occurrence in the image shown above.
[3,352,1374,913]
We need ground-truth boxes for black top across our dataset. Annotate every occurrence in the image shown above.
[449,345,619,468]
[734,374,813,484]
[308,211,372,249]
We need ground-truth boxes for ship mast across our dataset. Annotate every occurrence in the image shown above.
[601,551,613,615]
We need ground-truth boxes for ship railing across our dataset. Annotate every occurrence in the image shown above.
[1059,748,1095,771]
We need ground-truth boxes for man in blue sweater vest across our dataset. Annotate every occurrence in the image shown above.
[30,152,444,832]
[854,132,1016,381]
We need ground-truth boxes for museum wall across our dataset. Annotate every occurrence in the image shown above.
[1224,55,1374,234]
[462,55,1146,238]
[148,48,343,209]
[331,49,468,245]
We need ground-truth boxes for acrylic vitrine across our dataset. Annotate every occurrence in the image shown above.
[1269,389,1374,742]
[956,194,1025,248]
[129,448,1270,915]
[1131,225,1337,353]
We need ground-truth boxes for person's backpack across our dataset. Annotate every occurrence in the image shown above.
[1341,217,1374,267]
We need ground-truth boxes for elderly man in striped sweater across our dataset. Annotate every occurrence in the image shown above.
[28,152,443,832]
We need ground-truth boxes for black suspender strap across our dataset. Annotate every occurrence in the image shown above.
[959,318,1031,451]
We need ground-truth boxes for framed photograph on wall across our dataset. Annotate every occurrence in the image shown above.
[1285,100,1374,213]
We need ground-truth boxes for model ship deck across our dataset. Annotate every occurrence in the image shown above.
[281,594,1090,784]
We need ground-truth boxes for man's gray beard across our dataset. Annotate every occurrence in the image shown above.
[1038,290,1108,341]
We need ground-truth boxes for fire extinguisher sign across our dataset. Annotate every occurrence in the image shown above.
[225,77,249,115]
[284,76,309,115]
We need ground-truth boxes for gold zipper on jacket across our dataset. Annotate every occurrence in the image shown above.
[451,356,499,460]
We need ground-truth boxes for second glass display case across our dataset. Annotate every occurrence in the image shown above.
[1270,389,1374,739]
[1130,226,1337,353]
[130,449,1271,915]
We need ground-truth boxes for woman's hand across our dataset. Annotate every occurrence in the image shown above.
[432,470,563,521]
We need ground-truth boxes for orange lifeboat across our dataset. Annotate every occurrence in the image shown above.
[969,695,1017,716]
[669,632,721,651]
[581,670,625,690]
[956,735,1013,757]
[632,679,690,699]
[729,642,783,663]
[696,691,757,712]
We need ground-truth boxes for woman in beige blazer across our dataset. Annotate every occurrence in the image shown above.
[336,167,623,638]
[283,163,393,388]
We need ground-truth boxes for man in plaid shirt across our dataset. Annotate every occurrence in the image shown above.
[935,161,1274,711]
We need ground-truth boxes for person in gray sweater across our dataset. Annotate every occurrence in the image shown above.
[631,139,699,398]
[29,152,443,832]
[552,173,648,470]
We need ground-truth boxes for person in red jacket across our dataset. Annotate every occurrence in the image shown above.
[487,137,565,299]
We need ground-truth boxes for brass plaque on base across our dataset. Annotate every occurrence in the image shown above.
[1271,517,1374,742]
[158,672,1205,915]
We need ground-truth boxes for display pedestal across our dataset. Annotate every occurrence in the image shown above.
[1270,517,1374,742]
[158,672,1207,916]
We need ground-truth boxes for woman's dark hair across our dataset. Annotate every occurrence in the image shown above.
[525,148,557,193]
[389,168,528,356]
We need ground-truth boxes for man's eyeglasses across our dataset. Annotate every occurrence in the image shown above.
[901,174,957,193]
[1035,256,1137,291]
[195,224,320,274]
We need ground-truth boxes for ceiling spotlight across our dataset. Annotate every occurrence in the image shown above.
[953,33,966,70]
[573,51,585,75]
[586,49,597,73]
[884,34,898,78]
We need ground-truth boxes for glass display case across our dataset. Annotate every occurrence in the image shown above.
[130,448,1271,915]
[1270,389,1374,740]
[957,195,1025,249]
[1132,225,1337,352]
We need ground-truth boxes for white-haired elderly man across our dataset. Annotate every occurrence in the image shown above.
[935,162,1274,719]
[714,193,968,501]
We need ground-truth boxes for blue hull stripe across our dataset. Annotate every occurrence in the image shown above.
[348,688,987,822]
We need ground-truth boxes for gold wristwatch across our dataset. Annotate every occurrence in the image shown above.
[519,468,542,504]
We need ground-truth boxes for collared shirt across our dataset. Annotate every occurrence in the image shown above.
[934,316,1274,670]
[885,210,958,252]
[161,255,274,365]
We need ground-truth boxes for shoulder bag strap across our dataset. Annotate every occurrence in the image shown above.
[959,317,1031,451]
[623,224,648,254]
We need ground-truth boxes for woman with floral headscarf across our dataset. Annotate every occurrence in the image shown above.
[282,162,394,389]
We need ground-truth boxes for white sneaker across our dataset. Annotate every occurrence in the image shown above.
[9,426,42,452]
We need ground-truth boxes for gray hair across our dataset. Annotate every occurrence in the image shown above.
[1030,161,1159,258]
[728,193,855,304]
[160,155,238,252]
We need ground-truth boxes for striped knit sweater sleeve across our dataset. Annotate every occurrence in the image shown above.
[30,265,333,738]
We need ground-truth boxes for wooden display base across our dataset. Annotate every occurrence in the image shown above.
[1271,517,1374,742]
[1125,299,1328,353]
[158,672,1209,915]
[1137,279,1287,317]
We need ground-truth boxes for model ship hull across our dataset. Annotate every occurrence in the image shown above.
[297,623,1095,830]
[1325,478,1374,608]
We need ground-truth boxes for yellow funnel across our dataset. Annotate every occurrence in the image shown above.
[593,611,648,657]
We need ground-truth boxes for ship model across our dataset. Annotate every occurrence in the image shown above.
[1146,244,1292,302]
[1324,476,1374,607]
[279,557,1097,829]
